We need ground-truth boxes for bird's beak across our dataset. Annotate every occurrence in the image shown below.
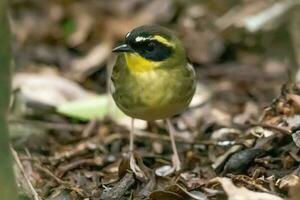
[112,43,133,53]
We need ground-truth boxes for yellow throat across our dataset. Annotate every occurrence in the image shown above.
[125,53,162,73]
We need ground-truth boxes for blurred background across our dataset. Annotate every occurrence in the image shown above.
[10,0,299,119]
[8,0,300,199]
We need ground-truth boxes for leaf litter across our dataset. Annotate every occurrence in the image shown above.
[9,0,300,199]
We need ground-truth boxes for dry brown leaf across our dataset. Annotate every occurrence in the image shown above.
[13,72,92,106]
[69,41,113,80]
[212,177,283,200]
[277,174,300,190]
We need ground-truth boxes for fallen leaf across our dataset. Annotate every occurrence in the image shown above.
[166,184,208,200]
[223,148,265,174]
[13,72,91,106]
[212,177,283,200]
[149,190,184,200]
[277,174,300,190]
[56,95,124,121]
[292,131,300,148]
[155,165,173,177]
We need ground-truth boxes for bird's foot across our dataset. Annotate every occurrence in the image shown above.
[171,153,182,172]
[129,152,148,181]
[155,154,182,177]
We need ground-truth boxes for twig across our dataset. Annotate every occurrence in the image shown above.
[10,148,41,200]
[248,121,291,135]
[105,131,242,147]
[9,118,85,132]
[56,158,104,178]
[243,1,295,32]
[136,130,197,144]
[34,164,69,185]
[82,118,98,138]
[34,163,84,196]
[51,134,107,161]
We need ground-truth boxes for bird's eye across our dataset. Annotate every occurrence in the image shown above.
[129,37,172,61]
[145,41,155,52]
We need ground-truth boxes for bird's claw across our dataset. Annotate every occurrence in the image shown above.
[129,152,147,181]
[155,154,182,177]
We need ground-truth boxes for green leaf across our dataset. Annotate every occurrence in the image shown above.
[62,18,76,39]
[56,95,125,121]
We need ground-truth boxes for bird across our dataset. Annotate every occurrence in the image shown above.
[111,25,196,175]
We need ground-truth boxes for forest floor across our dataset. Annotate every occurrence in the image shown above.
[9,0,300,199]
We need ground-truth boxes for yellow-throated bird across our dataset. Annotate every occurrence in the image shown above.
[111,25,196,174]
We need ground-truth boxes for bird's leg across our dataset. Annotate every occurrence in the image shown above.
[129,118,146,179]
[166,118,181,172]
[129,118,134,153]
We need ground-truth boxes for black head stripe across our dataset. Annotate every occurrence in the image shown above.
[124,25,175,61]
[137,40,172,61]
[126,36,173,61]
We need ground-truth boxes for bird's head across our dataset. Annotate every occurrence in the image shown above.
[113,25,187,73]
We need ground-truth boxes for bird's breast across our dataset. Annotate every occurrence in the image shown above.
[111,62,196,120]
